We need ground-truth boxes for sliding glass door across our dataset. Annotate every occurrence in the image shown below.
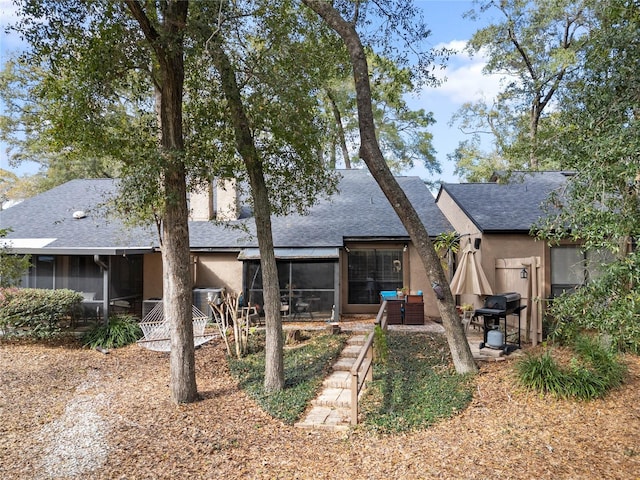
[347,248,403,304]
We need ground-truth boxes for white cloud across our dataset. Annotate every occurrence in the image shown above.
[438,62,505,104]
[426,40,506,105]
[437,39,468,54]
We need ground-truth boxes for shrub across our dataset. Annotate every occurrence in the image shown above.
[0,288,83,339]
[572,335,626,390]
[373,324,388,364]
[516,335,627,400]
[0,228,31,287]
[82,314,142,349]
[549,252,640,354]
[516,350,568,395]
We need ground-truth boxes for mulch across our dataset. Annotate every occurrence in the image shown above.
[1,333,639,479]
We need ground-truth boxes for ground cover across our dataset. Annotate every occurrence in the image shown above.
[359,332,474,433]
[1,334,639,479]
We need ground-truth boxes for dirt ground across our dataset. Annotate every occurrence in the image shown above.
[1,333,639,480]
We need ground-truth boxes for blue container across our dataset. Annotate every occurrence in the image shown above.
[380,290,397,300]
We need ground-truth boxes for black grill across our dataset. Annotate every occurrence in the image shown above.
[475,292,524,317]
[474,292,526,353]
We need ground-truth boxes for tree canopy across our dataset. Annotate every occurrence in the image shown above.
[2,0,456,394]
[1,2,443,198]
[320,50,439,182]
[534,0,640,352]
[536,0,639,254]
[452,0,593,180]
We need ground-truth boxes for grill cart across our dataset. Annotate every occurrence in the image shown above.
[473,292,526,354]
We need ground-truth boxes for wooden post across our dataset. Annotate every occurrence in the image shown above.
[351,370,359,425]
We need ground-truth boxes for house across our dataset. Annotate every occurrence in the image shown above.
[0,169,453,323]
[436,171,612,345]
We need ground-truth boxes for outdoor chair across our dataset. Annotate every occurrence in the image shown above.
[461,310,474,332]
[291,297,313,320]
[240,305,261,326]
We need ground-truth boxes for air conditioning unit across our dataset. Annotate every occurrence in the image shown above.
[192,288,224,319]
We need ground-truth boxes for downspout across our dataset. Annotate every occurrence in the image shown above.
[94,255,109,324]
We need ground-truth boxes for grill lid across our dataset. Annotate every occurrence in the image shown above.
[481,292,522,314]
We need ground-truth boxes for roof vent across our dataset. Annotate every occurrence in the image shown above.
[73,210,87,219]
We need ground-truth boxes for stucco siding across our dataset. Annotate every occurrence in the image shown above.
[143,253,163,300]
[407,245,440,318]
[480,234,545,289]
[436,190,481,238]
[143,252,242,301]
[194,253,243,294]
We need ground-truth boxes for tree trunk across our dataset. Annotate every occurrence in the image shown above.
[326,89,351,168]
[529,100,540,170]
[207,35,285,391]
[125,0,198,402]
[252,180,285,392]
[302,0,477,374]
[163,166,198,403]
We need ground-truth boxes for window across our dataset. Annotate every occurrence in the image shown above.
[347,249,403,304]
[551,246,615,297]
[24,255,103,292]
[26,255,55,289]
[110,255,143,299]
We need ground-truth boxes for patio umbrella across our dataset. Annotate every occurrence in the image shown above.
[449,244,493,296]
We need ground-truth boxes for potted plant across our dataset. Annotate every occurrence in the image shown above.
[396,286,409,298]
[460,303,474,319]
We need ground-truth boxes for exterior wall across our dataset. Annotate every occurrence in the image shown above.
[478,234,545,315]
[193,253,243,294]
[215,179,239,221]
[189,183,213,221]
[436,189,483,310]
[437,188,552,310]
[451,234,550,311]
[143,253,163,300]
[143,252,242,301]
[146,244,443,320]
[480,233,546,290]
[407,245,440,319]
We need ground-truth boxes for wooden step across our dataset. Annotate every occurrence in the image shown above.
[295,334,374,431]
[332,357,357,372]
[340,344,362,358]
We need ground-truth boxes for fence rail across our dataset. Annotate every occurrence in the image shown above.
[350,300,388,425]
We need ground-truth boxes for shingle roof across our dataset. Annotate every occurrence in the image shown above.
[437,171,571,233]
[190,169,452,248]
[1,169,452,253]
[0,179,157,253]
